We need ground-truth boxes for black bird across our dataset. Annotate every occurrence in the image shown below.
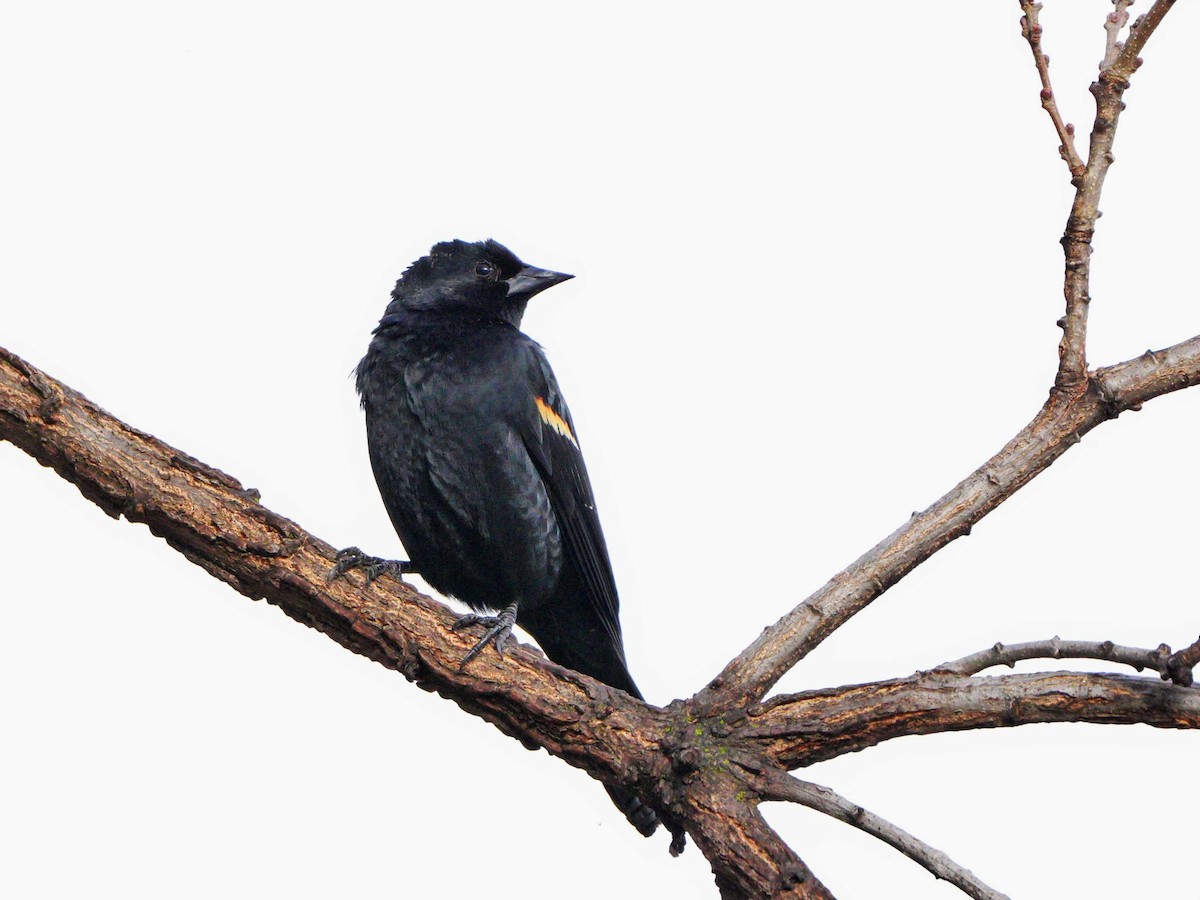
[337,238,662,839]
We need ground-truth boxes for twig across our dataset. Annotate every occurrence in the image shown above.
[933,636,1174,679]
[1102,0,1134,70]
[1107,0,1178,80]
[762,774,1010,900]
[1018,1,1086,178]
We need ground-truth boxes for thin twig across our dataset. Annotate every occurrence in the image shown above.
[1102,0,1133,70]
[1018,1,1085,178]
[933,636,1174,679]
[762,774,1010,900]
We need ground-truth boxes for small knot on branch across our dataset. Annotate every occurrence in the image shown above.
[1091,377,1121,420]
[28,370,64,421]
[781,863,811,886]
[1148,642,1172,675]
[1165,635,1200,687]
[674,746,704,776]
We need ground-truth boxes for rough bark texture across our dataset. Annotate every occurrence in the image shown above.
[693,336,1200,714]
[0,346,828,900]
[2,4,1195,896]
[4,321,1200,899]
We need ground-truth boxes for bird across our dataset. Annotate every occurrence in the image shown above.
[333,238,667,842]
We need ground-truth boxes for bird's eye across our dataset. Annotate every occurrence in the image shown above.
[475,261,496,280]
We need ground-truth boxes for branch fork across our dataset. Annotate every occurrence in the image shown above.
[0,3,1192,898]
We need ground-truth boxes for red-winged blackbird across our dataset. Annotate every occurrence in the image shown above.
[336,239,663,840]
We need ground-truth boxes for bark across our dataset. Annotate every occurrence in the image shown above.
[741,671,1200,770]
[0,346,829,900]
[1,3,1194,897]
[694,333,1200,713]
[5,325,1200,899]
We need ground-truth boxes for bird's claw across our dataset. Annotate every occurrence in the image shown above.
[453,602,519,670]
[327,546,413,584]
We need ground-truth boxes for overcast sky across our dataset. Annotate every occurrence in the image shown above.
[3,3,1199,898]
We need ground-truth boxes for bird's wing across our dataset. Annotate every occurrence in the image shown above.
[517,348,624,653]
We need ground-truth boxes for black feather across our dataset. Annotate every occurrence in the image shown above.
[351,239,660,836]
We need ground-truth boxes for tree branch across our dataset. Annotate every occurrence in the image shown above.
[761,774,1009,900]
[0,344,847,900]
[1101,0,1134,71]
[1167,636,1200,688]
[696,332,1200,712]
[0,346,665,803]
[7,334,1200,898]
[2,6,1194,897]
[740,671,1200,770]
[678,764,836,900]
[1018,1,1085,178]
[1053,0,1175,388]
[1108,0,1177,80]
[933,636,1177,681]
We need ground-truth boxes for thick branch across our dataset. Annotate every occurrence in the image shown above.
[739,671,1200,770]
[679,764,835,900]
[0,345,847,899]
[0,347,666,803]
[696,333,1200,711]
[762,775,1009,900]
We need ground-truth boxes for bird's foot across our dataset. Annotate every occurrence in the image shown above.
[452,602,519,669]
[327,546,414,584]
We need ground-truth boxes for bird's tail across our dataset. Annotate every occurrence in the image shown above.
[518,604,661,837]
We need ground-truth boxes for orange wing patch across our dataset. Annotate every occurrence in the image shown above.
[536,396,578,448]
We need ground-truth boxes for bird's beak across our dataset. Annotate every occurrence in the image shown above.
[506,265,574,302]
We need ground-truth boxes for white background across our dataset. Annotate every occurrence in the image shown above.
[2,3,1198,898]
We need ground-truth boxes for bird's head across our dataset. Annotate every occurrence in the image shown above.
[388,239,573,326]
